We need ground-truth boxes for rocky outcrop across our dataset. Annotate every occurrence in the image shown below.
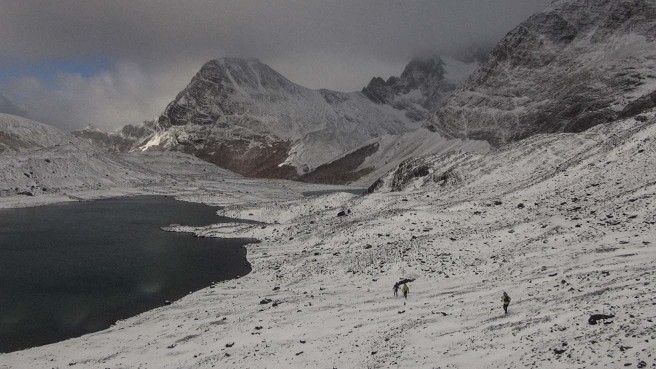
[72,122,158,153]
[619,90,656,119]
[368,151,472,193]
[425,0,656,146]
[299,143,379,185]
[362,57,458,122]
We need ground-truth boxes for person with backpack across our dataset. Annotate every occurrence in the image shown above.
[402,283,410,299]
[502,292,511,314]
[393,282,400,297]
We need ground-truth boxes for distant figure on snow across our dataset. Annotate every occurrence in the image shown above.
[402,283,410,299]
[502,292,511,314]
[393,282,400,297]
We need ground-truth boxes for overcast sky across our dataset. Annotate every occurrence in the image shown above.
[0,0,550,131]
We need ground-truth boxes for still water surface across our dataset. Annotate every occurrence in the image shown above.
[0,196,252,353]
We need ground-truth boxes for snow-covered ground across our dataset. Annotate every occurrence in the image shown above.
[348,128,489,187]
[0,113,348,209]
[3,112,656,368]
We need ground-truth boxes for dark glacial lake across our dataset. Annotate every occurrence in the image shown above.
[0,196,252,353]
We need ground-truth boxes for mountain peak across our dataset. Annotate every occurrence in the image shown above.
[399,56,446,85]
[206,57,264,67]
[194,57,296,95]
[361,56,458,119]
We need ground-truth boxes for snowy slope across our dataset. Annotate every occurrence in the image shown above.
[0,114,183,197]
[4,109,655,369]
[0,113,341,207]
[425,0,656,145]
[72,121,158,153]
[300,128,489,186]
[326,0,656,188]
[0,113,74,150]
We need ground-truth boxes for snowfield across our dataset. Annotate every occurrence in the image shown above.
[0,114,346,209]
[3,112,656,368]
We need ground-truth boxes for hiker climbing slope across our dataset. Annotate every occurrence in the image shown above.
[502,291,511,314]
[402,283,409,299]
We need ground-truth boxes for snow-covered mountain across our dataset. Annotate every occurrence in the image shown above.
[424,0,656,145]
[72,121,158,153]
[320,0,656,187]
[0,113,237,198]
[78,57,477,180]
[142,57,415,178]
[361,56,478,122]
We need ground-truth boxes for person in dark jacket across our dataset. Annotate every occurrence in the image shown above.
[502,292,511,314]
[393,282,400,297]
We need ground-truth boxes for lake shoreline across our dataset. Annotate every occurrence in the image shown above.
[0,196,254,353]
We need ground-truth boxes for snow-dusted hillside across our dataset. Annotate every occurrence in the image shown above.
[4,108,655,369]
[425,0,656,145]
[318,0,656,187]
[0,114,217,199]
[72,121,158,153]
[300,128,489,186]
[0,113,73,151]
[0,113,345,208]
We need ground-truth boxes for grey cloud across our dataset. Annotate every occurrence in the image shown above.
[0,93,28,118]
[2,61,201,132]
[0,0,551,130]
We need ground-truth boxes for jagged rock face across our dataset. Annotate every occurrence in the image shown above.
[72,122,157,153]
[158,126,297,179]
[368,151,471,193]
[362,57,457,122]
[425,0,656,146]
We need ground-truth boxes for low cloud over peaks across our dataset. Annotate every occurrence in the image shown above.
[0,0,550,131]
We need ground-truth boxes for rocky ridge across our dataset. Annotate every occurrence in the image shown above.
[424,0,656,145]
[72,121,158,153]
[361,56,466,122]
